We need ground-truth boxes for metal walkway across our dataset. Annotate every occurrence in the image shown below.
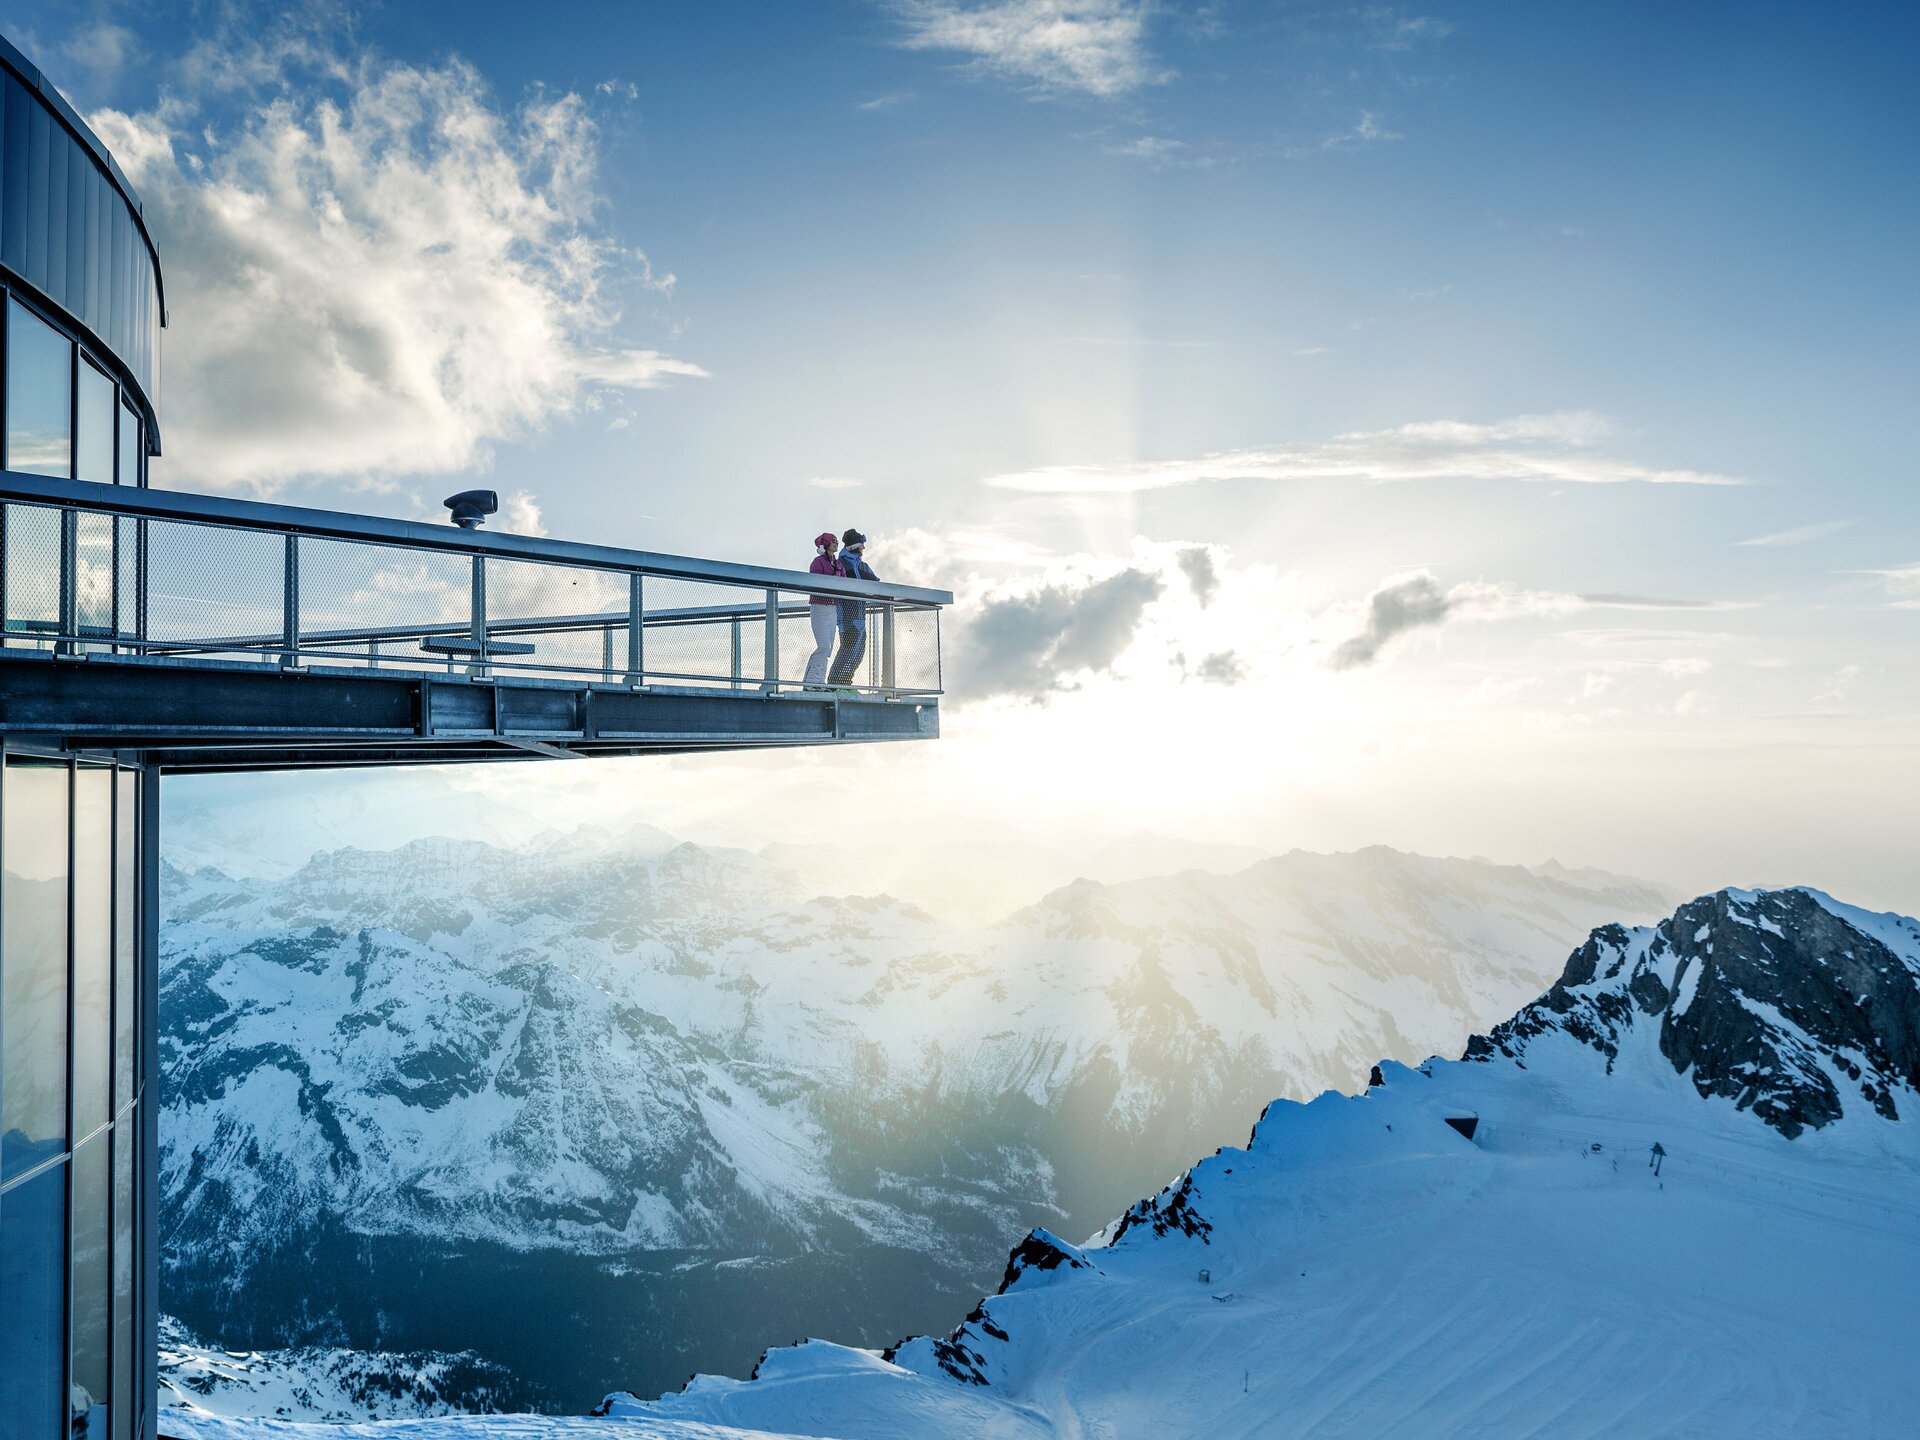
[0,472,949,771]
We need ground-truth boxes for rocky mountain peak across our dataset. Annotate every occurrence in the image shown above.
[1467,887,1920,1136]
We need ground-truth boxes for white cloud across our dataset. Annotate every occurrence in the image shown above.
[890,0,1160,97]
[92,47,702,493]
[1343,110,1401,145]
[1816,663,1862,703]
[1325,569,1733,671]
[954,563,1165,701]
[1867,562,1920,607]
[61,23,138,76]
[1329,570,1454,669]
[1657,657,1713,676]
[1735,519,1854,547]
[807,476,867,490]
[498,491,548,537]
[1105,134,1205,166]
[1369,12,1455,50]
[984,412,1748,493]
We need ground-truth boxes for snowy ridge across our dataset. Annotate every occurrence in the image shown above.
[160,1316,525,1423]
[559,884,1920,1438]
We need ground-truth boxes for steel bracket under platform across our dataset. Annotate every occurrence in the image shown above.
[0,651,937,772]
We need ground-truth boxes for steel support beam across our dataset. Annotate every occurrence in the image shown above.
[0,651,936,772]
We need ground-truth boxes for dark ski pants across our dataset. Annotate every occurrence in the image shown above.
[827,613,867,686]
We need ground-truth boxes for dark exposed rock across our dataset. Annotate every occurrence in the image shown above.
[998,1229,1095,1294]
[1466,889,1920,1137]
[1109,1170,1212,1245]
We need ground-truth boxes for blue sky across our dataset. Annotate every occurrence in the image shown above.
[14,1,1919,906]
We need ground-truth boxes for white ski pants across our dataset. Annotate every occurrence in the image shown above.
[803,604,837,686]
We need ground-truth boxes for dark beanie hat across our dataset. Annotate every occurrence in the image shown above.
[842,528,867,546]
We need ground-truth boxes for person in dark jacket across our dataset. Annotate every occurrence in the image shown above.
[802,531,840,687]
[827,528,876,689]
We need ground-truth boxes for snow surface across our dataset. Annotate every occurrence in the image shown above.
[166,1038,1920,1437]
[160,1317,518,1424]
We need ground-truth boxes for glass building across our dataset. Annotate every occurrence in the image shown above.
[1,31,163,1440]
[0,32,944,1440]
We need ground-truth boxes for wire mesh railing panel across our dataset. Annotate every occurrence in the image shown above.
[502,625,611,682]
[2,504,63,639]
[142,520,283,652]
[114,517,140,640]
[776,600,820,687]
[75,512,115,633]
[641,611,747,685]
[640,575,764,686]
[485,557,626,629]
[299,538,471,644]
[890,606,942,691]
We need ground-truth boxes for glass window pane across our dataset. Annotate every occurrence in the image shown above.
[112,1114,137,1440]
[77,358,115,483]
[74,767,113,1140]
[117,399,141,487]
[3,760,70,1181]
[72,1133,112,1438]
[0,1161,69,1438]
[7,298,73,477]
[115,771,137,1115]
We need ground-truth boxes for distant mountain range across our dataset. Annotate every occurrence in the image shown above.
[160,829,1673,1413]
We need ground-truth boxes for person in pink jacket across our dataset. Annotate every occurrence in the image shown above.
[803,531,841,687]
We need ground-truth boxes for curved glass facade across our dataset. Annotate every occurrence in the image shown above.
[4,289,146,484]
[0,35,164,428]
[0,751,150,1440]
[0,33,162,1440]
[3,236,151,650]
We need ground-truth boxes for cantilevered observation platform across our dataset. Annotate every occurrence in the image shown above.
[0,471,949,771]
[0,26,946,1440]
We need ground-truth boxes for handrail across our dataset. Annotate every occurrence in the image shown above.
[153,599,927,654]
[0,471,954,607]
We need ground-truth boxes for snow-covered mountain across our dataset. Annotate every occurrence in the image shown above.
[161,832,1672,1411]
[535,885,1914,1439]
[160,1318,527,1425]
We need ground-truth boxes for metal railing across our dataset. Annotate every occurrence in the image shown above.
[0,473,947,697]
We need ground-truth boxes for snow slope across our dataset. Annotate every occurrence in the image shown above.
[160,1318,525,1424]
[165,885,1920,1438]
